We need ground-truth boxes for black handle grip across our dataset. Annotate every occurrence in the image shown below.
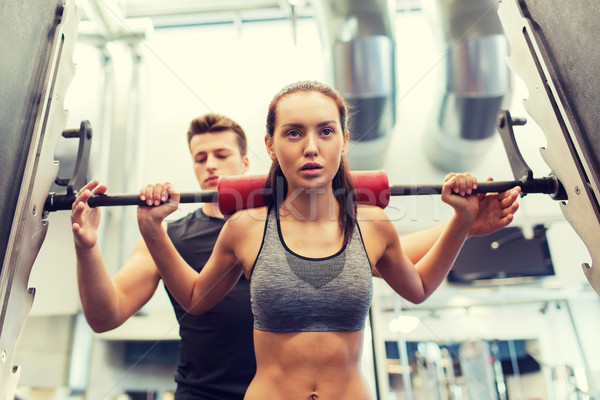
[45,190,218,211]
[390,180,521,196]
[389,178,561,197]
[87,191,219,207]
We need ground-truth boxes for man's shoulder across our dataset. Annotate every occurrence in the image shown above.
[167,209,224,243]
[170,208,221,226]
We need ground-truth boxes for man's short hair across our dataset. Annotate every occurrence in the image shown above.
[187,114,248,157]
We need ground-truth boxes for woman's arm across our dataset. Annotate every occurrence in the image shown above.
[136,183,243,314]
[72,180,161,332]
[400,179,520,264]
[366,173,479,303]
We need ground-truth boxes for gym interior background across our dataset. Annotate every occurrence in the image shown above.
[11,0,600,399]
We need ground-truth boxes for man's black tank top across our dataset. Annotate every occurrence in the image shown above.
[167,209,255,400]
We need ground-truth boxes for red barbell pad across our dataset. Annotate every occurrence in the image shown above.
[217,170,390,216]
[353,170,390,209]
[218,174,268,217]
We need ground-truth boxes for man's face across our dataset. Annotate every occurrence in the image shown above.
[189,130,249,190]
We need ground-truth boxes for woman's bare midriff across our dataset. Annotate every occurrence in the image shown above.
[244,329,372,400]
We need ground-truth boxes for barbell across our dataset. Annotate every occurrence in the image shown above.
[45,170,565,215]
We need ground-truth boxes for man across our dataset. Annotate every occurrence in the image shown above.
[71,113,520,399]
[71,114,255,399]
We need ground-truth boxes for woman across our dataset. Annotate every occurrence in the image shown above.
[138,81,504,399]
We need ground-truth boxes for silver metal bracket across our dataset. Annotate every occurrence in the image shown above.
[498,0,600,295]
[0,1,79,397]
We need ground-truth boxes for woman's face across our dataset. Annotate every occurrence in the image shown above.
[266,91,348,192]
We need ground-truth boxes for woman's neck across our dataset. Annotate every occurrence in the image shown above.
[281,185,339,223]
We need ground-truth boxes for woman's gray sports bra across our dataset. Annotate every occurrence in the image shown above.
[250,207,373,332]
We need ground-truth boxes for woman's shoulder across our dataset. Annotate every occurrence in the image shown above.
[224,206,269,230]
[356,204,390,222]
[220,206,269,263]
[356,205,396,236]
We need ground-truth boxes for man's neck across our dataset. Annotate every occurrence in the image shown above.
[202,202,224,220]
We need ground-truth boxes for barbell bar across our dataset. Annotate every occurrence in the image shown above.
[44,170,565,215]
